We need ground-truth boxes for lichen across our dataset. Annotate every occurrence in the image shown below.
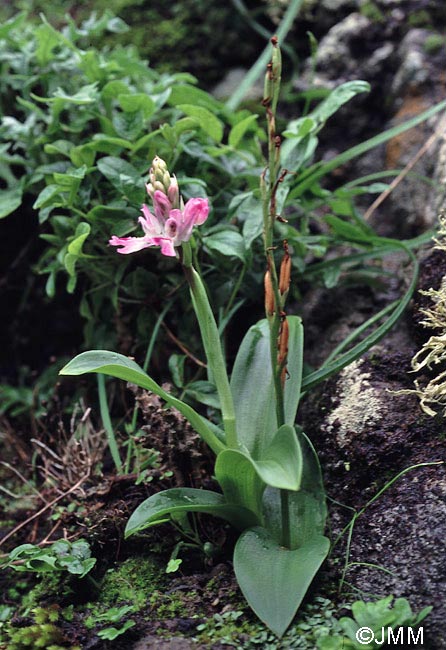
[397,211,446,416]
[326,359,384,447]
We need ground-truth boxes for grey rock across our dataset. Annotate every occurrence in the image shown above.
[391,29,433,96]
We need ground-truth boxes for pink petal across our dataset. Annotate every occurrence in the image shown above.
[151,237,176,257]
[140,204,163,235]
[183,197,209,226]
[109,235,153,254]
[153,190,172,220]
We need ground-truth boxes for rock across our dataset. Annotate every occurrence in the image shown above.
[299,244,446,648]
[211,68,263,101]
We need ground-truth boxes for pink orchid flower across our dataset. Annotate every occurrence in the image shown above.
[109,166,209,257]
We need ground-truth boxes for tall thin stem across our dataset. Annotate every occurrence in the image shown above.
[183,261,237,449]
[262,38,291,548]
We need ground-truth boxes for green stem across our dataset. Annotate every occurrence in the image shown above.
[183,264,237,449]
[262,39,290,548]
[280,491,291,548]
[97,374,123,474]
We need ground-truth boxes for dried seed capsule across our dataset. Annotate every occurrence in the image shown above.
[279,251,291,295]
[264,270,275,317]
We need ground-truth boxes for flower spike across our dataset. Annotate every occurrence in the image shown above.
[110,157,209,257]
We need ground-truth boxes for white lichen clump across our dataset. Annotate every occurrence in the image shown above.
[407,211,446,416]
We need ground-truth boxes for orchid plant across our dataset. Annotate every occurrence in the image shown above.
[60,40,329,637]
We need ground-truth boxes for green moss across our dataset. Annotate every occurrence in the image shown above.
[94,555,166,611]
[424,33,445,54]
[408,9,432,28]
[359,2,385,23]
[3,606,80,650]
[22,572,74,610]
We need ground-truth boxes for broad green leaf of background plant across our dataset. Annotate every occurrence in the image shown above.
[234,526,330,637]
[124,488,258,537]
[177,104,224,142]
[0,185,23,218]
[229,114,259,148]
[285,80,370,137]
[59,351,225,454]
[230,317,304,458]
[203,230,247,261]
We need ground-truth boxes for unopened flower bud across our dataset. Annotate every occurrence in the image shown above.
[264,270,275,317]
[168,175,180,209]
[146,182,155,198]
[163,170,171,189]
[154,180,165,193]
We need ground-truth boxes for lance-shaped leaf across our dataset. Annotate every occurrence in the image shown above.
[60,351,225,454]
[125,488,258,537]
[234,526,330,637]
[230,316,304,458]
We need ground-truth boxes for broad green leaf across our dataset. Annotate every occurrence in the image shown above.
[101,80,130,107]
[177,104,224,142]
[44,140,74,157]
[53,165,87,191]
[215,450,266,520]
[173,117,200,136]
[59,351,224,454]
[285,81,370,137]
[0,185,23,218]
[70,144,96,167]
[215,425,302,516]
[33,184,62,209]
[35,22,63,65]
[311,80,370,124]
[229,191,263,248]
[230,317,304,458]
[33,84,99,105]
[96,156,143,202]
[184,380,220,409]
[125,488,257,537]
[0,12,26,39]
[168,84,222,112]
[229,114,259,148]
[203,230,246,261]
[262,430,327,549]
[112,109,144,140]
[67,222,91,256]
[118,93,155,118]
[234,526,330,637]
